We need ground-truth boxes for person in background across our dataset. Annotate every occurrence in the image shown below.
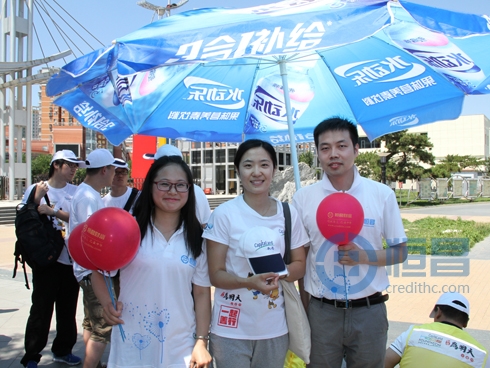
[92,155,212,368]
[143,144,211,226]
[68,149,125,368]
[385,292,488,368]
[20,150,84,368]
[204,139,309,368]
[102,159,139,213]
[293,117,407,368]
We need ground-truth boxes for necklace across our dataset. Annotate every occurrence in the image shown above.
[245,196,274,217]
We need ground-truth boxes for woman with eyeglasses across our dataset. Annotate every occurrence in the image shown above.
[92,155,212,368]
[203,139,309,368]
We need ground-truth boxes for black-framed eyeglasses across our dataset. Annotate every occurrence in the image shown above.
[115,170,129,176]
[63,161,78,169]
[153,181,190,193]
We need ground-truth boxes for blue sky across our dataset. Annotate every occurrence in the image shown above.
[31,0,490,118]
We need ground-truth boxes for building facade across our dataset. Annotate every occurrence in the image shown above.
[173,115,489,194]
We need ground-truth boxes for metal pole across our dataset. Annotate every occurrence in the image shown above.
[278,59,301,190]
[8,0,16,199]
[26,0,33,189]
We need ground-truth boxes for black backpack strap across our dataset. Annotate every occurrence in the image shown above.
[27,183,51,208]
[12,246,30,290]
[282,202,292,265]
[26,184,37,204]
[123,188,139,212]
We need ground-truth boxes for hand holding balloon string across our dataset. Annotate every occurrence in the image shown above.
[102,272,126,342]
[68,208,141,343]
[316,193,365,307]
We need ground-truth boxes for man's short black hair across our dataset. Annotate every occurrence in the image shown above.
[314,117,359,148]
[437,305,469,326]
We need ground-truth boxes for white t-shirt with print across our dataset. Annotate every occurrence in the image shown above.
[293,166,407,300]
[23,183,78,265]
[203,195,309,340]
[107,223,210,367]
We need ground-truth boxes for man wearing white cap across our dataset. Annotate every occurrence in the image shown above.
[21,150,84,368]
[102,159,139,213]
[68,148,126,368]
[385,292,488,368]
[143,144,211,225]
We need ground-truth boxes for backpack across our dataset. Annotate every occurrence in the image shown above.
[13,185,65,289]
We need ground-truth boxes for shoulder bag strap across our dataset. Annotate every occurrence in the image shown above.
[123,188,139,212]
[282,202,292,265]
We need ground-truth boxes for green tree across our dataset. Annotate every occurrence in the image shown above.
[382,131,435,182]
[355,152,381,180]
[430,155,485,178]
[483,157,490,175]
[298,151,314,167]
[73,168,86,184]
[430,163,456,178]
[31,154,52,182]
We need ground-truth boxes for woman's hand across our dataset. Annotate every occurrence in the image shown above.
[246,272,279,295]
[189,339,212,368]
[101,300,124,326]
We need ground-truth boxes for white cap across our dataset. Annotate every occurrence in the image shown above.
[113,158,129,169]
[80,149,119,169]
[430,292,470,317]
[143,144,182,160]
[236,226,287,276]
[50,150,85,165]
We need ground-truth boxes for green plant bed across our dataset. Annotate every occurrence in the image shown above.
[401,217,490,254]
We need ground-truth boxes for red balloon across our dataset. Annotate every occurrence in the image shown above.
[81,207,141,271]
[316,193,364,245]
[68,223,97,270]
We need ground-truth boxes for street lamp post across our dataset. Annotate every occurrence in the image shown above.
[378,152,389,185]
[137,0,189,19]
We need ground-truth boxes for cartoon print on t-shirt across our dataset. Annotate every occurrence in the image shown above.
[247,272,279,308]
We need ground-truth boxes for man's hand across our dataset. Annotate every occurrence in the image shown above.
[38,204,56,217]
[34,181,49,204]
[337,242,367,266]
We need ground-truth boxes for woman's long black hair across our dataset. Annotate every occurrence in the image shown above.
[132,156,203,259]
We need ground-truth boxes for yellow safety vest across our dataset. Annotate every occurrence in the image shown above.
[400,322,488,368]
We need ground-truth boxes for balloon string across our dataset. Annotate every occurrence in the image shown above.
[103,272,126,342]
[342,264,348,308]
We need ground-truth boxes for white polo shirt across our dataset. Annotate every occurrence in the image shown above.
[293,166,407,300]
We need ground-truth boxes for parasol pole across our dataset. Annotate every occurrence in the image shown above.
[278,58,301,190]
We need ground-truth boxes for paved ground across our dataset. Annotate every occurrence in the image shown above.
[1,201,490,367]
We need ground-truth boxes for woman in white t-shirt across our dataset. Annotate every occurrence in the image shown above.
[92,156,212,368]
[203,139,309,368]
